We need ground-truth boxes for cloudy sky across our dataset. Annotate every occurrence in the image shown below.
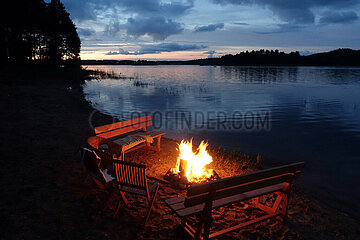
[61,0,360,60]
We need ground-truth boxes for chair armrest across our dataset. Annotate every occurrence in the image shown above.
[88,136,123,169]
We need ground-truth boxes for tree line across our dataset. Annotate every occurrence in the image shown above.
[187,48,360,66]
[1,0,80,66]
[82,48,360,66]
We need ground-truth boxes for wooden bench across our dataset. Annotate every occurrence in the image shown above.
[165,162,304,240]
[92,115,166,160]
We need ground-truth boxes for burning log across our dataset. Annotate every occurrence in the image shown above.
[164,139,220,189]
[164,168,219,189]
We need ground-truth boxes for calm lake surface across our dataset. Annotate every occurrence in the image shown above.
[83,65,360,217]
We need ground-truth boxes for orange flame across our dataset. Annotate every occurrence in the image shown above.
[171,139,213,183]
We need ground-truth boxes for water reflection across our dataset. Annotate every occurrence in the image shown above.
[218,66,299,84]
[83,65,360,217]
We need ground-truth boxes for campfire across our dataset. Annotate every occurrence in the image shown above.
[164,139,220,188]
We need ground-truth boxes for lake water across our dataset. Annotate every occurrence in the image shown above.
[83,65,360,217]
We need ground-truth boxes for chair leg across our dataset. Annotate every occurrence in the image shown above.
[84,174,90,184]
[120,191,128,206]
[144,185,159,226]
[82,189,92,200]
[113,200,122,218]
[113,191,129,218]
[102,188,115,211]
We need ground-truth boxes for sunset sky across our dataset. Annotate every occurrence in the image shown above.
[60,0,360,60]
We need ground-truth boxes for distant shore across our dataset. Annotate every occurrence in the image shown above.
[1,68,359,239]
[82,48,360,67]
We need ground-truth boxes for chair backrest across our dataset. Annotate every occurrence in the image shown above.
[88,136,122,168]
[113,159,148,192]
[95,116,152,139]
[81,147,106,183]
[184,162,304,207]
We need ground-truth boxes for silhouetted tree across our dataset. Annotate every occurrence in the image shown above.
[1,0,80,66]
[47,0,80,65]
[183,49,360,66]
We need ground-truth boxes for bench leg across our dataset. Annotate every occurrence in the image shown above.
[281,183,292,222]
[253,194,282,214]
[194,219,204,239]
[146,136,162,152]
[201,202,213,240]
[203,219,211,240]
[156,136,161,151]
[280,195,289,222]
[253,193,289,223]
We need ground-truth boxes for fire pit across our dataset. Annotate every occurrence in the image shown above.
[164,139,220,188]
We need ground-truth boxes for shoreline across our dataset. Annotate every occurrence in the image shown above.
[1,72,359,239]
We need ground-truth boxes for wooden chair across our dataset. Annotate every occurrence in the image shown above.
[112,159,160,226]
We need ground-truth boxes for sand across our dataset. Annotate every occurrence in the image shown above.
[0,74,359,239]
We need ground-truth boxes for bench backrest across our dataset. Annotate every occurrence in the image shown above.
[95,115,152,139]
[184,162,304,207]
[113,159,148,192]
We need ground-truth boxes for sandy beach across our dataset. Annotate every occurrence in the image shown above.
[1,73,359,239]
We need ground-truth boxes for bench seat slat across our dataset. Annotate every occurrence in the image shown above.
[120,185,147,196]
[166,183,284,218]
[135,130,166,138]
[165,196,186,205]
[113,135,146,151]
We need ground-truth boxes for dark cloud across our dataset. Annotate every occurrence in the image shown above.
[106,48,137,55]
[77,27,96,36]
[320,11,358,24]
[62,0,111,21]
[204,50,216,58]
[194,23,225,32]
[62,0,194,41]
[138,43,207,54]
[212,0,358,24]
[255,23,303,34]
[62,0,193,21]
[105,43,207,55]
[124,17,183,41]
[233,22,249,25]
[104,21,121,36]
[118,0,194,18]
